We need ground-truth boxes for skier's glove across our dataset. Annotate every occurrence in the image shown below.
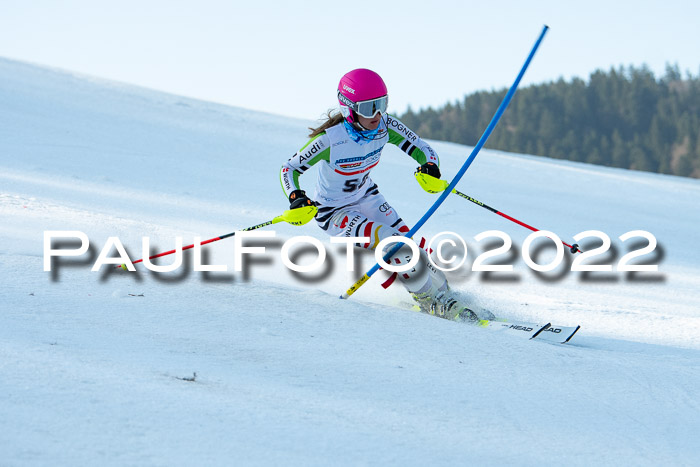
[289,190,314,209]
[284,190,317,226]
[416,162,441,179]
[414,162,450,194]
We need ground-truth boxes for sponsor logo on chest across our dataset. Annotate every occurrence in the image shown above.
[336,148,382,170]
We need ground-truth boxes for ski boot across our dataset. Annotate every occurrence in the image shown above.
[411,287,496,323]
[411,287,482,322]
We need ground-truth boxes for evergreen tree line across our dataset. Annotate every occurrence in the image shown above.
[398,64,700,178]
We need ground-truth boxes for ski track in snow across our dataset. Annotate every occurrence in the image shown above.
[1,57,699,465]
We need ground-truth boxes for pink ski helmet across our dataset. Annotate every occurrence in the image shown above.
[337,68,388,124]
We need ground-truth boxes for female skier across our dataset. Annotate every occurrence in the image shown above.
[279,68,480,321]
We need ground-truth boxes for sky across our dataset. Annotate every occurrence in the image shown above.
[1,0,699,121]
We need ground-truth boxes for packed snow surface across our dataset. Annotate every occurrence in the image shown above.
[1,58,699,465]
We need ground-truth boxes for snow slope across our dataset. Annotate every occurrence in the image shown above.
[1,57,699,465]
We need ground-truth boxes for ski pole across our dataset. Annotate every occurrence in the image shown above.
[451,189,581,253]
[340,25,550,299]
[117,205,317,270]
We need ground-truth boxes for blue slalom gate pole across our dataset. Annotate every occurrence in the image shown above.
[341,25,550,299]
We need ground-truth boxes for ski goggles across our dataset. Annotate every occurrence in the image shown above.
[339,93,389,119]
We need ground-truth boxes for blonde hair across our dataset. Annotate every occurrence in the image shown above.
[308,110,345,138]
